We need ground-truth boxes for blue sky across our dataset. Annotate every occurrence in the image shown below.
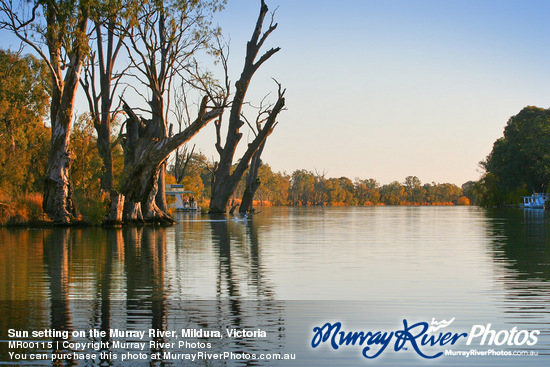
[202,0,550,185]
[3,0,550,185]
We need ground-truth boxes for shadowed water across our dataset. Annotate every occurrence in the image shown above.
[0,207,549,365]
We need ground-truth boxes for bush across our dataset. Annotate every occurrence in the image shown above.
[456,196,471,206]
[75,191,109,225]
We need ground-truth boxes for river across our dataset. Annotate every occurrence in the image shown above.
[0,206,549,365]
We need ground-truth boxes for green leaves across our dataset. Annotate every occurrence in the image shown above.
[0,50,50,194]
[482,106,550,205]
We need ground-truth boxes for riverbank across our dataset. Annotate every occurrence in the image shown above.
[1,192,474,227]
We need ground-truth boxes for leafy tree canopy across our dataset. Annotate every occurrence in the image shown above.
[481,106,550,205]
[0,50,50,194]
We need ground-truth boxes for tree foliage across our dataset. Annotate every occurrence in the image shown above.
[70,113,124,199]
[285,171,463,207]
[0,50,50,195]
[168,151,211,200]
[255,164,289,206]
[479,106,550,206]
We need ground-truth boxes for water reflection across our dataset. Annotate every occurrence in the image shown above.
[482,208,550,282]
[1,222,285,365]
[1,208,550,365]
[209,216,276,300]
[482,208,550,358]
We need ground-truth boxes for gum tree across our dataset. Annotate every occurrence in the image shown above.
[209,0,285,213]
[1,0,91,223]
[80,0,127,196]
[117,0,226,222]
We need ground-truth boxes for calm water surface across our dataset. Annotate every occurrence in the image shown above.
[0,206,549,365]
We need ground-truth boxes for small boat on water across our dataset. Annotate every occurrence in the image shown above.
[521,193,549,209]
[166,184,201,212]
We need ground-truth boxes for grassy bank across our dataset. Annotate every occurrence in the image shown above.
[0,193,50,226]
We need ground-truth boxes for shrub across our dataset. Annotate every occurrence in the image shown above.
[456,196,471,206]
[75,191,109,225]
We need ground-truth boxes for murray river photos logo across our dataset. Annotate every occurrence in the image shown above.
[311,318,540,359]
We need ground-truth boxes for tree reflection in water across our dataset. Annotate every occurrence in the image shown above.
[0,219,285,365]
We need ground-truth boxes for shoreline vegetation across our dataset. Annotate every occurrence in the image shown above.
[0,202,469,228]
[0,173,472,227]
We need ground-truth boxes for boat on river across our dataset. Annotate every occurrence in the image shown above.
[166,184,201,212]
[520,193,549,209]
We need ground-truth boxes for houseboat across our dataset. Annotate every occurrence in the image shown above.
[166,184,201,212]
[521,193,549,209]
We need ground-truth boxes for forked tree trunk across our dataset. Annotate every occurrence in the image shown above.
[121,161,172,224]
[120,98,221,223]
[81,17,124,217]
[209,0,284,213]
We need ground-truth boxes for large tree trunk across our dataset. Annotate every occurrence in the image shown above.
[97,117,114,192]
[43,146,77,224]
[210,185,237,214]
[209,0,284,214]
[120,98,221,223]
[39,2,89,224]
[120,102,170,224]
[239,141,265,213]
[43,56,84,223]
[210,161,238,213]
[121,161,172,224]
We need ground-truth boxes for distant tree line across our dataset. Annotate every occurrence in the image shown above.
[166,152,469,207]
[285,171,467,206]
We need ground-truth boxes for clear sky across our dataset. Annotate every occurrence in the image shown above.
[197,0,550,185]
[3,0,550,186]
